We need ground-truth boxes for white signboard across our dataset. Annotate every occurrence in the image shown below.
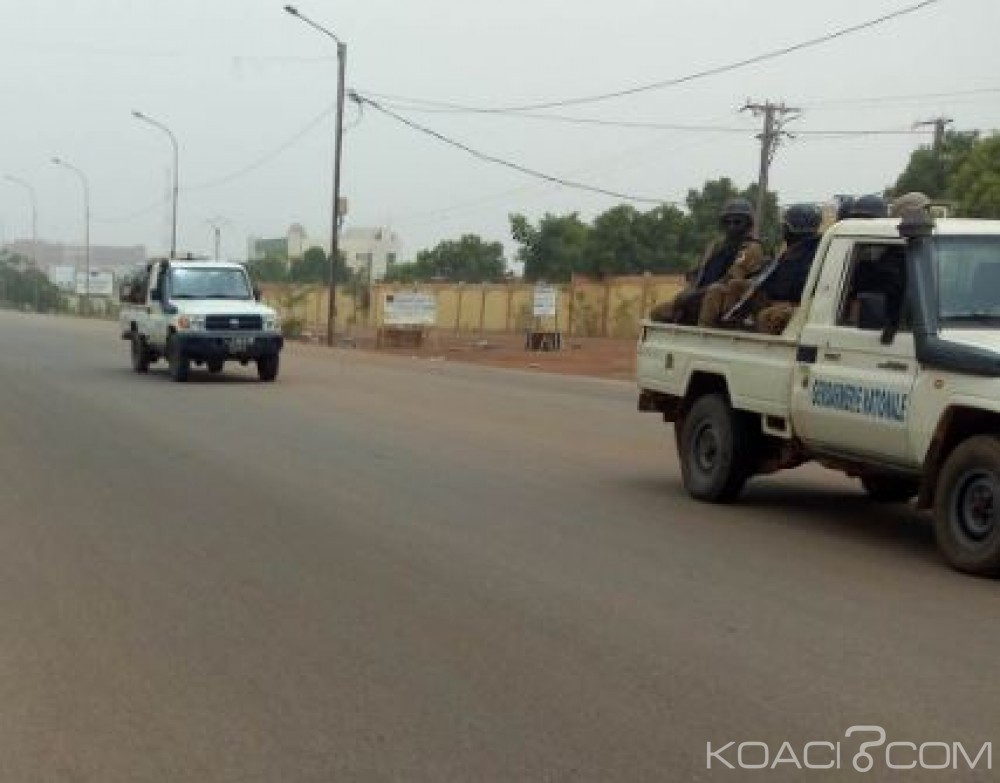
[383,292,437,326]
[533,286,557,317]
[76,270,115,297]
[50,266,77,292]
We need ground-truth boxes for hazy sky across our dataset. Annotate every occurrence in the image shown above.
[0,0,997,262]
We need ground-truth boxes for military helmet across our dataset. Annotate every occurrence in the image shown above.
[847,194,889,219]
[720,198,754,221]
[889,191,931,218]
[782,203,822,235]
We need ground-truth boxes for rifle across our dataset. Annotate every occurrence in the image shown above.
[721,258,777,324]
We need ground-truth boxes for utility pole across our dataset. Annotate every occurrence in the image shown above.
[915,116,953,153]
[742,100,800,232]
[285,4,347,347]
[914,116,953,194]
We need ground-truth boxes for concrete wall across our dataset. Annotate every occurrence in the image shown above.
[262,274,686,339]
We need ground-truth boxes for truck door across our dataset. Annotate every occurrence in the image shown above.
[790,239,919,468]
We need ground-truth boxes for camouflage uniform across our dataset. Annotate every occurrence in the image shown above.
[695,239,766,326]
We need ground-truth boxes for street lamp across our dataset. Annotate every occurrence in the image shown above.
[4,175,40,309]
[132,109,180,259]
[51,157,90,313]
[284,3,347,346]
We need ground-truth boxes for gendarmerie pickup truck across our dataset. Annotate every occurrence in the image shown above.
[637,211,1000,575]
[119,258,283,382]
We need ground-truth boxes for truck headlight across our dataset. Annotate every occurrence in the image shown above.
[177,315,206,331]
[264,316,280,332]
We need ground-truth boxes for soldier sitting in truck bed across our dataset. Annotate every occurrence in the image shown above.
[710,203,823,334]
[649,198,765,325]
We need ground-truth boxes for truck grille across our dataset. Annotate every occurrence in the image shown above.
[206,314,262,331]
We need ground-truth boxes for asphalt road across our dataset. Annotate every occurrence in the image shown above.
[0,310,997,782]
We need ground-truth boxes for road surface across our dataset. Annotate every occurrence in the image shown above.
[0,311,996,782]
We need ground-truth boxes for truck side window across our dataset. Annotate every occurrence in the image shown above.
[837,242,908,330]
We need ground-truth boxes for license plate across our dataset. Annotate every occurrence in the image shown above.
[226,337,253,352]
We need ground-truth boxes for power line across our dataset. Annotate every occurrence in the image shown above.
[801,86,1000,110]
[352,93,673,205]
[362,0,945,112]
[364,95,931,136]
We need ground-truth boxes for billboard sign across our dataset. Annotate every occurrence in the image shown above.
[76,270,115,297]
[383,292,437,326]
[533,285,557,317]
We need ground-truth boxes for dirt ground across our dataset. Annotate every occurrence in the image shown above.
[297,327,638,381]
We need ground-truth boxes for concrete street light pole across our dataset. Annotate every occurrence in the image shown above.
[284,4,346,346]
[51,157,90,314]
[132,110,180,259]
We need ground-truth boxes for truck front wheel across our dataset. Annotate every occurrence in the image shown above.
[166,335,190,383]
[257,354,279,382]
[130,333,151,373]
[934,435,1000,576]
[679,393,757,503]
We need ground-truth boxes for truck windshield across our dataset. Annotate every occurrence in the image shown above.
[937,236,1000,325]
[169,267,252,300]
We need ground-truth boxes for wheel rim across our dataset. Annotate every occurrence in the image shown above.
[692,421,720,474]
[952,469,999,543]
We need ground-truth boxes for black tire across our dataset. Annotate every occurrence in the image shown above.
[257,354,279,382]
[678,393,757,502]
[934,436,1000,576]
[207,359,224,374]
[861,475,919,503]
[130,333,151,373]
[166,335,190,383]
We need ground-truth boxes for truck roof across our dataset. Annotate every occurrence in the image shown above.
[828,218,1000,240]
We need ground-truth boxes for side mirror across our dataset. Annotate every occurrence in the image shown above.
[253,285,262,301]
[150,287,162,303]
[857,292,888,331]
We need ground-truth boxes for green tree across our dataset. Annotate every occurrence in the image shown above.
[290,246,330,284]
[510,212,590,282]
[586,205,646,277]
[950,134,1000,218]
[893,130,979,199]
[246,257,288,283]
[0,253,65,312]
[385,234,504,283]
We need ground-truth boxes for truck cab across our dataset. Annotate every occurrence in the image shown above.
[119,258,283,382]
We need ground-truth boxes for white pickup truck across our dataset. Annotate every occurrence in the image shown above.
[637,212,1000,574]
[119,258,283,382]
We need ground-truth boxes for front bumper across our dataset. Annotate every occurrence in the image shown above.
[173,333,283,361]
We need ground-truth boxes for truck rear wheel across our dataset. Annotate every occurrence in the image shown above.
[860,475,919,503]
[166,335,190,383]
[679,393,757,503]
[130,333,151,373]
[934,435,1000,576]
[257,354,279,382]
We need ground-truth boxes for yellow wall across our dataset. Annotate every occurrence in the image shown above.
[264,274,686,338]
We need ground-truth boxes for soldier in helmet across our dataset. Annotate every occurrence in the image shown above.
[706,203,823,333]
[752,203,824,334]
[650,197,764,324]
